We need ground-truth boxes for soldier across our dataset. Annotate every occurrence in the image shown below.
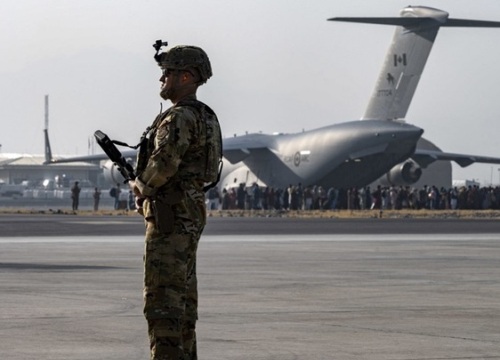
[71,181,81,211]
[129,42,222,360]
[93,187,101,211]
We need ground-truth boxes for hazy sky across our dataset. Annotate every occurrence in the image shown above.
[2,0,500,184]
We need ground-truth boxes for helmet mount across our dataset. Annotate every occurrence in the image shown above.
[152,39,212,83]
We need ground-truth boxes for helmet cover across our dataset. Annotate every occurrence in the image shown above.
[157,45,212,83]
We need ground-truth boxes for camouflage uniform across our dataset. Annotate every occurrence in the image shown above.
[135,92,221,360]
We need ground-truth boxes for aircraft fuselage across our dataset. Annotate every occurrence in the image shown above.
[221,119,423,189]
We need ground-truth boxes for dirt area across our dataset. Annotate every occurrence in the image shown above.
[2,208,499,219]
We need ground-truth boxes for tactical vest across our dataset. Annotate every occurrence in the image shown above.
[136,99,222,192]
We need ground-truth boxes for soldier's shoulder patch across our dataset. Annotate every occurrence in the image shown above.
[156,114,173,140]
[156,125,169,140]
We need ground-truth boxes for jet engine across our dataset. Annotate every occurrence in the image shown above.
[385,159,422,186]
[102,159,128,185]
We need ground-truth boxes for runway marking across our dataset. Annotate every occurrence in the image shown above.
[203,234,500,242]
[0,236,140,243]
[66,221,136,225]
[0,234,498,243]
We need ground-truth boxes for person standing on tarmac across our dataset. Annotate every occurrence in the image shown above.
[71,181,81,211]
[93,187,101,211]
[128,41,222,360]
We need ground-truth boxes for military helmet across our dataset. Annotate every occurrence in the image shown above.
[157,45,212,83]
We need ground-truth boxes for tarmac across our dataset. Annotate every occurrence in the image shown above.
[0,215,499,359]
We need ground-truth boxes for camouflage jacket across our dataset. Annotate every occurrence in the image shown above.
[135,94,221,221]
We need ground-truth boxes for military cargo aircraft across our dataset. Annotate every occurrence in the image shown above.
[48,6,500,190]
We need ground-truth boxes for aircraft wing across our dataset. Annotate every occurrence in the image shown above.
[50,134,276,166]
[222,134,276,164]
[413,149,500,168]
[47,150,137,164]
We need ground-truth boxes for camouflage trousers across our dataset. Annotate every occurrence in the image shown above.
[143,220,202,360]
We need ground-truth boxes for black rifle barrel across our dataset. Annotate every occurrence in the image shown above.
[94,130,136,181]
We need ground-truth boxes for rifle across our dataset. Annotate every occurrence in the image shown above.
[94,130,136,182]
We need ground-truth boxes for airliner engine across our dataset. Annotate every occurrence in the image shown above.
[385,159,422,186]
[102,160,128,185]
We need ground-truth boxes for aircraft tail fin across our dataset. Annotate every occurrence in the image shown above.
[329,6,500,121]
[43,95,54,164]
[44,128,53,164]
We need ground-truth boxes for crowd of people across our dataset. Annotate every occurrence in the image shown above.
[206,182,500,211]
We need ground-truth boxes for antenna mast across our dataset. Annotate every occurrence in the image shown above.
[45,95,49,131]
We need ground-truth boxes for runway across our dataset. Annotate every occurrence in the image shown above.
[1,213,500,236]
[0,215,499,359]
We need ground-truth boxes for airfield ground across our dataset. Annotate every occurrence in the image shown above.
[1,207,500,219]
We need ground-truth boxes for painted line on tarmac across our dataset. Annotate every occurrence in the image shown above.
[0,236,142,243]
[65,221,137,225]
[202,234,500,242]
